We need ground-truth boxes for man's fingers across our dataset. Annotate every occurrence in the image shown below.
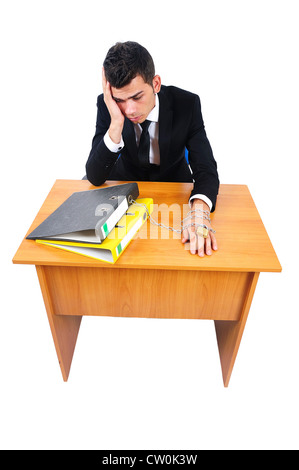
[189,228,204,257]
[181,228,206,257]
[181,228,189,244]
[205,235,212,256]
[181,224,217,258]
[210,232,218,251]
[197,235,205,257]
[102,67,108,90]
[102,68,113,101]
[189,230,198,255]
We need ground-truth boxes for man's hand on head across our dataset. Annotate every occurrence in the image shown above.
[102,68,125,144]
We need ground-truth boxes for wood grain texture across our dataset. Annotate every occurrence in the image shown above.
[13,180,282,273]
[215,272,260,386]
[40,265,254,321]
[36,265,82,381]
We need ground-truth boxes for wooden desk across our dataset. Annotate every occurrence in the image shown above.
[13,180,281,386]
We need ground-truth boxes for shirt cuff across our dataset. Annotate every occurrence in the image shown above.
[103,131,124,153]
[189,194,212,211]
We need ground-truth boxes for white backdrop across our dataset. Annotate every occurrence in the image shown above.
[1,0,298,450]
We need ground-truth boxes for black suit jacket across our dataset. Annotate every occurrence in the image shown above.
[86,85,219,211]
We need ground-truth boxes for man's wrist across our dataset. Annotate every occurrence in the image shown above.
[189,194,212,211]
[104,130,124,153]
[108,122,124,145]
[191,198,210,213]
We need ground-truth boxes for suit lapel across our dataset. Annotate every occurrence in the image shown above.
[158,88,173,172]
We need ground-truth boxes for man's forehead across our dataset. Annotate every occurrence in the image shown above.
[111,75,150,99]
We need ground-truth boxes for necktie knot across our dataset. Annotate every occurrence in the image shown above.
[140,120,151,132]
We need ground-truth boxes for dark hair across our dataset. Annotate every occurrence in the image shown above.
[103,41,155,88]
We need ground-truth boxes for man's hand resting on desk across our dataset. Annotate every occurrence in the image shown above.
[181,199,218,257]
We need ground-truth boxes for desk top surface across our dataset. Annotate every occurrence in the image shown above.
[13,180,282,272]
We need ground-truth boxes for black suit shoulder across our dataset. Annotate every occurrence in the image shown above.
[159,85,201,122]
[160,84,198,98]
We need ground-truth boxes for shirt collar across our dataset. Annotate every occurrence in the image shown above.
[146,93,159,122]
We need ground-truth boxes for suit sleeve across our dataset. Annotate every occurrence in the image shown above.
[186,95,219,211]
[85,94,121,186]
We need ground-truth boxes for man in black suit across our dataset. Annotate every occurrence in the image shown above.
[86,41,219,257]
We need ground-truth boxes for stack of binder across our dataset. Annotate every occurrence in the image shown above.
[27,183,153,263]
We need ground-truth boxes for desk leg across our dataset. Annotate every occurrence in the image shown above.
[214,272,259,387]
[36,266,82,381]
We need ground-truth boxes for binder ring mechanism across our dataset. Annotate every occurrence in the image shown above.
[114,194,142,228]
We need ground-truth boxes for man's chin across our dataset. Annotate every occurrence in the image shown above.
[128,115,144,123]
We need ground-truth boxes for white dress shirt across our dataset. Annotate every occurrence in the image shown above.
[103,94,212,210]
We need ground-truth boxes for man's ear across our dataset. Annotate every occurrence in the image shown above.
[152,75,161,93]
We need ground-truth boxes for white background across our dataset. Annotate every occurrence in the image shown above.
[1,0,298,450]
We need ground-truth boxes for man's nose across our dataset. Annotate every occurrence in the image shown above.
[125,100,137,116]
